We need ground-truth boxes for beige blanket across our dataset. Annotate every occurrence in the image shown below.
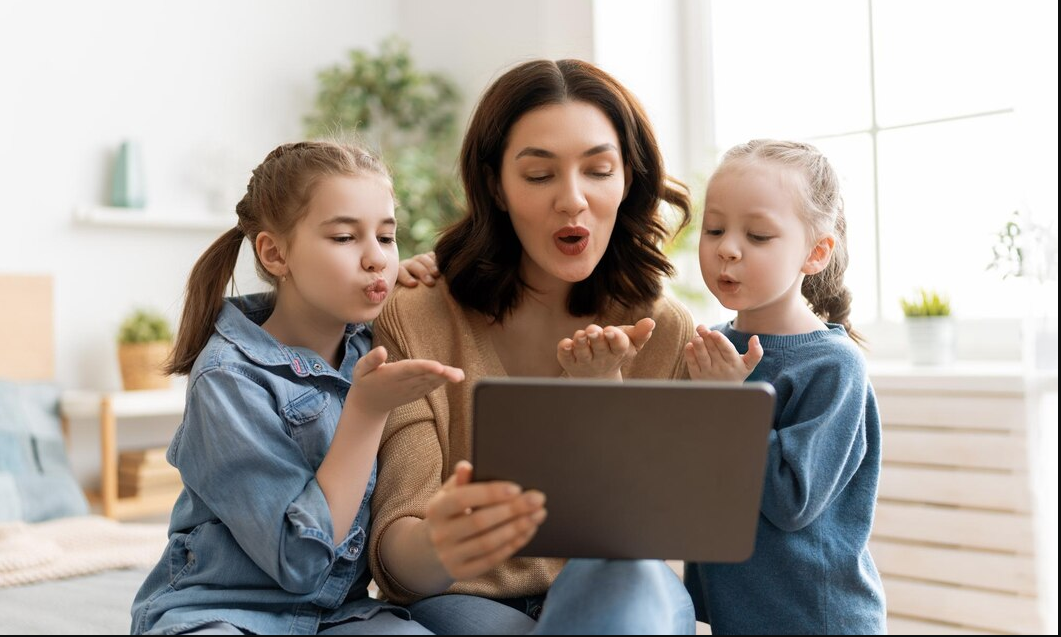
[0,515,167,588]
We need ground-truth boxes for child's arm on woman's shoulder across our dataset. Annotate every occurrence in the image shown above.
[759,347,873,532]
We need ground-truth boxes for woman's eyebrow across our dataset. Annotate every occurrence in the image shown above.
[514,143,619,160]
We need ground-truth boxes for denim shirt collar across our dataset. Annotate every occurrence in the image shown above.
[215,293,368,382]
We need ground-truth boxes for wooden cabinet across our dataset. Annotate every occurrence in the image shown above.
[60,388,185,520]
[869,363,1057,634]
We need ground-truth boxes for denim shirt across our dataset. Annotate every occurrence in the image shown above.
[131,294,402,635]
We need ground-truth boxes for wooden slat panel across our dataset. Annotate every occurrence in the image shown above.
[870,540,1038,595]
[881,429,1027,471]
[879,466,1032,512]
[887,615,996,635]
[0,274,53,380]
[876,393,1025,431]
[873,502,1034,553]
[882,577,1042,634]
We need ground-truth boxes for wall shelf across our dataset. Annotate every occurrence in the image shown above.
[73,205,235,232]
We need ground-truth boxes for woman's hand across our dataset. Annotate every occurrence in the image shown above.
[557,318,655,381]
[684,325,763,382]
[396,251,440,288]
[348,346,464,418]
[424,461,547,580]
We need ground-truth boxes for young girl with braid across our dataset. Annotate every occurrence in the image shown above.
[683,139,886,634]
[130,141,464,635]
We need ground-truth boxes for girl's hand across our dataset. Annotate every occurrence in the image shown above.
[396,251,440,288]
[425,461,547,580]
[349,346,464,417]
[684,325,763,382]
[557,318,655,381]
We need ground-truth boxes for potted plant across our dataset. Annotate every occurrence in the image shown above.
[304,37,463,256]
[987,209,1058,369]
[117,309,173,390]
[900,289,954,366]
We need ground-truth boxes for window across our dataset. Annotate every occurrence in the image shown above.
[701,0,1054,322]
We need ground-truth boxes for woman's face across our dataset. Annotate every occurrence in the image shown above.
[497,100,631,290]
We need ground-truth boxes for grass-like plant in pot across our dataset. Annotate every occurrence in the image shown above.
[117,309,173,390]
[899,289,954,366]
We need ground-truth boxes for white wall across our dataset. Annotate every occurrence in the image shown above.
[395,0,595,129]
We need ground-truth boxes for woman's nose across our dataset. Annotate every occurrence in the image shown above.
[555,174,589,216]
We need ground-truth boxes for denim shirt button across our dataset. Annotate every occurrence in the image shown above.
[312,362,323,372]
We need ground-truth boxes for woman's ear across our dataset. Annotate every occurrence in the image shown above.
[802,235,835,275]
[486,168,508,212]
[256,231,288,279]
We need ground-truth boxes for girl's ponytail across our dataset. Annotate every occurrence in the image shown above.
[802,207,863,345]
[164,227,245,375]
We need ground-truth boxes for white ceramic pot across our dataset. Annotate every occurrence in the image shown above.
[905,316,955,366]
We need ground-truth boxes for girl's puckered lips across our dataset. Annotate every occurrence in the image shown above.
[363,279,389,303]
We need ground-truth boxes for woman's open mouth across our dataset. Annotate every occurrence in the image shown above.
[554,226,590,256]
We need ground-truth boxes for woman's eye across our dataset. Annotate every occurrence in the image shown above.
[332,235,354,244]
[589,171,615,179]
[525,174,551,183]
[704,228,723,236]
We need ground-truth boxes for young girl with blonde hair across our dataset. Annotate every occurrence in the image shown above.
[684,139,886,634]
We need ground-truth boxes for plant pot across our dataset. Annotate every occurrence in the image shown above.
[118,342,172,390]
[905,316,955,366]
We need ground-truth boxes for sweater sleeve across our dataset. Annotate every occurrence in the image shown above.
[758,347,870,532]
[367,308,446,604]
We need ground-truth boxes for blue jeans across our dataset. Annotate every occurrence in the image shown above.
[407,559,694,635]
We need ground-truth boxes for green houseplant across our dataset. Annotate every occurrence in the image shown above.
[987,209,1058,369]
[305,37,463,256]
[117,309,173,390]
[899,289,954,366]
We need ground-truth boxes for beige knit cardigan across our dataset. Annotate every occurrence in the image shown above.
[369,281,694,604]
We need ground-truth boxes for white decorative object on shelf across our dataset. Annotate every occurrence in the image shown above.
[73,206,234,231]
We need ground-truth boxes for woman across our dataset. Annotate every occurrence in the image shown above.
[370,59,695,634]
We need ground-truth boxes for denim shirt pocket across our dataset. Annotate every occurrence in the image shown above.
[281,387,332,466]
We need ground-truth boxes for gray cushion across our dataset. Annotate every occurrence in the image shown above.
[0,381,88,522]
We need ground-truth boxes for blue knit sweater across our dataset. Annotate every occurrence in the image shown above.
[685,322,886,634]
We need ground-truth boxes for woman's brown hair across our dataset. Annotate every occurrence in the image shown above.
[434,59,691,322]
[166,141,391,375]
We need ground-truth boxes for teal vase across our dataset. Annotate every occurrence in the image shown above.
[111,140,146,208]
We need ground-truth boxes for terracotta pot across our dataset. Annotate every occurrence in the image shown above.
[118,341,172,390]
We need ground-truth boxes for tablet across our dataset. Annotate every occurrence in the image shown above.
[472,378,775,562]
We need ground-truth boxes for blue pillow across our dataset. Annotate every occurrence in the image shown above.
[0,380,89,522]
